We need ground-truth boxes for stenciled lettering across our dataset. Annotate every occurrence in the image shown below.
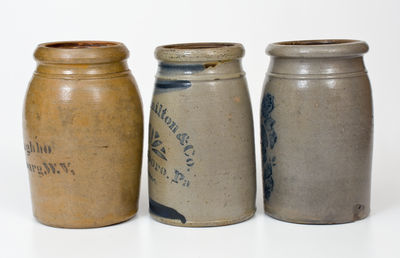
[26,162,75,177]
[24,141,52,156]
[150,102,196,187]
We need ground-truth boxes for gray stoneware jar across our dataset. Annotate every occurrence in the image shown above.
[149,43,256,226]
[261,39,373,224]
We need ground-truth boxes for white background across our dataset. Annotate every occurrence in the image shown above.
[0,0,399,257]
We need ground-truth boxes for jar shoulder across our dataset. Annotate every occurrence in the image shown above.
[26,73,141,105]
[23,74,143,124]
[262,75,371,93]
[260,75,373,119]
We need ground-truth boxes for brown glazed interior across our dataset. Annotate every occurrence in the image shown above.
[277,39,357,46]
[44,41,118,49]
[34,41,129,64]
[267,39,369,58]
[163,43,236,49]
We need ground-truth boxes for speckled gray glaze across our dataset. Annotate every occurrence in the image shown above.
[261,40,373,224]
[148,43,256,227]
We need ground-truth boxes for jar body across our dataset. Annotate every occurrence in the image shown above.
[149,43,256,226]
[23,42,143,228]
[261,43,373,224]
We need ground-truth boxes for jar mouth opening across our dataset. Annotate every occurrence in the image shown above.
[276,39,358,46]
[267,39,369,58]
[163,43,236,50]
[155,42,244,62]
[43,41,119,49]
[34,41,129,64]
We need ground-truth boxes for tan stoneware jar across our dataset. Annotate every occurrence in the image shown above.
[148,43,256,226]
[261,39,373,224]
[23,41,143,228]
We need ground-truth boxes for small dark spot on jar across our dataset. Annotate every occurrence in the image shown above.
[353,204,365,220]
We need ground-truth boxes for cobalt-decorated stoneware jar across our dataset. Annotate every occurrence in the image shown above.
[261,39,373,224]
[23,41,143,228]
[148,43,256,226]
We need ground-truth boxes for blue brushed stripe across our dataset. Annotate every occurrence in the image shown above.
[155,80,192,89]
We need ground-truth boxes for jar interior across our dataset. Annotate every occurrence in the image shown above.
[277,39,357,46]
[44,41,118,49]
[163,43,235,49]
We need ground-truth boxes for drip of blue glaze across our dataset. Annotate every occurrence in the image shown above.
[149,198,187,224]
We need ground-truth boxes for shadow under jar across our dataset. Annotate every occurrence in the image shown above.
[148,43,256,227]
[261,39,373,224]
[23,41,143,228]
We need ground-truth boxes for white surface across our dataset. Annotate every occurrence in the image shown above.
[1,0,399,257]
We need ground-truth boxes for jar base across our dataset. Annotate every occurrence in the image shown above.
[264,209,370,225]
[150,210,256,227]
[33,211,137,229]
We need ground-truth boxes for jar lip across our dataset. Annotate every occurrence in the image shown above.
[155,42,245,62]
[266,39,369,58]
[34,41,129,64]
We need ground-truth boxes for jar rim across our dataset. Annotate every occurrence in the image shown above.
[155,42,244,62]
[34,41,129,64]
[266,39,368,58]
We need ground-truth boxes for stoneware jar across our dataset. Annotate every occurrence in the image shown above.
[261,39,373,224]
[23,41,143,228]
[148,43,256,226]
